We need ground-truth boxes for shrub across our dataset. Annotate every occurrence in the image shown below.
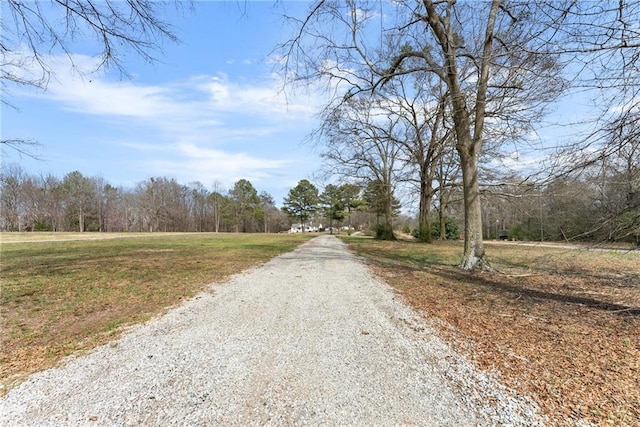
[412,226,431,242]
[509,223,527,241]
[431,217,460,240]
[374,223,396,240]
[34,221,51,231]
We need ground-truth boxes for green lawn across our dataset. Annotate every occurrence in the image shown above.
[1,232,315,392]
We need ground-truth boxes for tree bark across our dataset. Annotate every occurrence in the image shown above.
[423,0,499,270]
[417,170,432,243]
[438,203,446,240]
[457,143,488,270]
[79,205,85,232]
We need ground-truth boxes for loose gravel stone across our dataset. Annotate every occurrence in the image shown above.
[0,235,546,426]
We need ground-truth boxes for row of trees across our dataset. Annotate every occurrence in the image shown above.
[281,0,640,268]
[282,179,401,238]
[481,139,640,245]
[0,165,290,233]
[4,155,635,243]
[3,1,639,268]
[312,90,639,246]
[0,166,405,235]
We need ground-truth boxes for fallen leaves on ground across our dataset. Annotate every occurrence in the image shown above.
[352,239,639,426]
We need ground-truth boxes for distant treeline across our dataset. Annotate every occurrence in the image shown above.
[0,166,290,233]
[2,163,638,245]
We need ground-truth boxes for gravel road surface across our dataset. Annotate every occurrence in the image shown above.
[1,235,545,426]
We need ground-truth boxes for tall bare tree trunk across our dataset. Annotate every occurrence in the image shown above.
[423,0,499,270]
[439,205,446,240]
[418,171,432,243]
[79,206,84,232]
[458,143,487,270]
[444,70,489,269]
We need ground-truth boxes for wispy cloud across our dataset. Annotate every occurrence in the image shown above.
[10,52,321,189]
[140,141,292,186]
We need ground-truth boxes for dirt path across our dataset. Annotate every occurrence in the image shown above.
[0,236,544,426]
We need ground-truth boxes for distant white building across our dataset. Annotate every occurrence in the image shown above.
[289,222,323,233]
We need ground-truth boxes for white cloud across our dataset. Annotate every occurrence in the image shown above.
[608,96,640,115]
[51,79,179,118]
[12,51,323,139]
[20,53,320,127]
[141,142,292,187]
[8,51,320,193]
[354,7,380,23]
[178,142,288,170]
[195,73,317,118]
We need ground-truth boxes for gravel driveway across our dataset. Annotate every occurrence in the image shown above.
[1,235,545,426]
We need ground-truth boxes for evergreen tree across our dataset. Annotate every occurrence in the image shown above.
[282,179,319,232]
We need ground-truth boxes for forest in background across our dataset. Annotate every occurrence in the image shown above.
[2,156,638,246]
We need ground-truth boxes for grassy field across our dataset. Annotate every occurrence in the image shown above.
[2,232,638,425]
[0,232,315,393]
[341,237,640,427]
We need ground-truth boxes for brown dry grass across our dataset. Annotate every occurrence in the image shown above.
[0,232,315,394]
[342,237,640,427]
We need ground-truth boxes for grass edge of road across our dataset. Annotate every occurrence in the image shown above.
[1,232,316,395]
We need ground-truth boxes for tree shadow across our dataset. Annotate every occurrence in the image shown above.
[336,238,640,317]
[433,268,640,318]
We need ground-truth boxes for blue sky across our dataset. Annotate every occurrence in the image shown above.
[1,1,611,210]
[2,1,323,205]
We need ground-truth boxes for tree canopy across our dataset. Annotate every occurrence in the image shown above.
[279,0,640,268]
[282,179,319,230]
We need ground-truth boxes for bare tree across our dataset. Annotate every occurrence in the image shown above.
[1,0,185,156]
[40,173,65,231]
[0,163,28,231]
[136,177,177,232]
[576,114,640,245]
[60,171,97,232]
[209,181,225,233]
[186,181,208,233]
[542,2,640,185]
[0,168,292,233]
[377,73,455,242]
[259,191,277,233]
[544,0,640,244]
[280,0,568,269]
[2,0,182,92]
[0,139,42,159]
[434,144,461,240]
[318,95,406,239]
